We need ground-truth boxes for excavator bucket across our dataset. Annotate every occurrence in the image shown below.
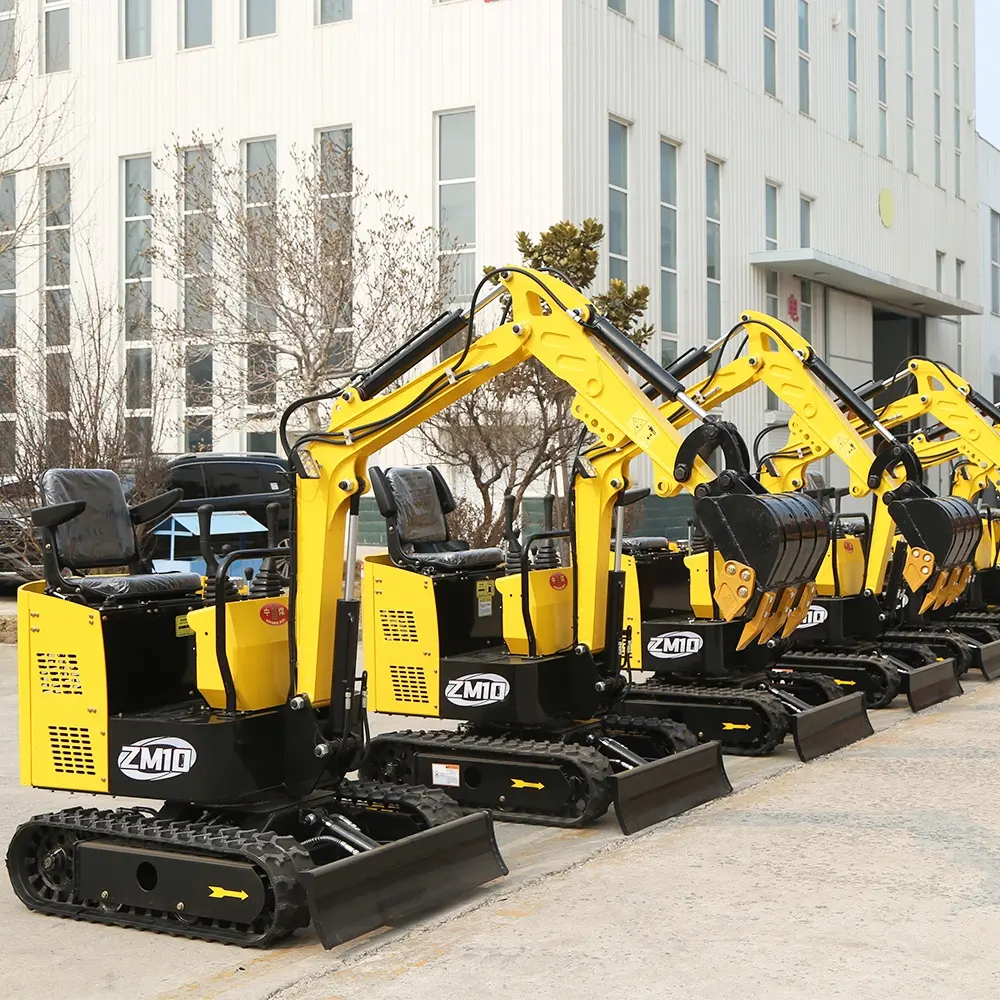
[789,692,872,762]
[695,492,829,591]
[889,496,982,570]
[611,742,732,835]
[298,811,508,949]
[901,659,963,712]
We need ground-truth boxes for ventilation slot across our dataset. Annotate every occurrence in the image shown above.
[48,726,96,775]
[36,653,83,695]
[389,665,430,704]
[379,609,419,643]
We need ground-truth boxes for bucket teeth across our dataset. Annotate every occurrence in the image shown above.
[782,582,817,638]
[758,587,798,645]
[737,591,775,650]
[919,569,950,615]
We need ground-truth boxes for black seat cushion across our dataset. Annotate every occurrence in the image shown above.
[622,536,670,554]
[41,469,138,568]
[385,468,451,545]
[66,573,203,600]
[409,548,504,571]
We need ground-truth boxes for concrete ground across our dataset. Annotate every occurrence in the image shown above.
[1,646,997,999]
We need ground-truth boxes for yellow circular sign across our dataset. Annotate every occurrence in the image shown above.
[878,188,895,228]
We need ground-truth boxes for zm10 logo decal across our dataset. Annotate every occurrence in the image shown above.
[445,673,511,707]
[646,631,703,659]
[118,736,198,781]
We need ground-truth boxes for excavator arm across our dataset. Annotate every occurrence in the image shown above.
[291,269,762,707]
[585,312,920,598]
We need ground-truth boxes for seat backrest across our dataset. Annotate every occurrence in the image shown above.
[371,466,456,548]
[40,469,137,569]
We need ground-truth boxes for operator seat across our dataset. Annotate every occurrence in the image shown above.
[369,465,504,574]
[32,468,202,604]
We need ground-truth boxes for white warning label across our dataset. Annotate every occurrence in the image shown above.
[431,762,461,787]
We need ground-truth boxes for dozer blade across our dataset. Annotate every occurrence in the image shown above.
[976,639,1000,681]
[901,659,963,712]
[298,811,507,950]
[789,692,872,762]
[612,742,732,836]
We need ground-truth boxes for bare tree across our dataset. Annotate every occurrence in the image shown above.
[0,10,76,266]
[0,254,173,577]
[146,134,455,438]
[417,220,653,546]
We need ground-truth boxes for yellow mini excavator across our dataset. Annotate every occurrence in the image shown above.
[808,357,1000,680]
[610,314,972,718]
[346,271,869,803]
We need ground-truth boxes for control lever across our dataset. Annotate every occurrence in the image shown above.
[249,502,285,598]
[503,494,522,575]
[197,503,238,602]
[534,495,561,569]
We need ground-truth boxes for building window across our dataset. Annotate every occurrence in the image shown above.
[933,1,942,187]
[0,0,17,80]
[182,146,213,332]
[705,0,719,66]
[44,0,70,73]
[608,118,628,283]
[992,212,1000,315]
[319,126,353,366]
[247,342,277,408]
[438,109,475,303]
[608,0,625,13]
[125,347,151,409]
[185,415,212,452]
[797,0,809,115]
[765,182,779,407]
[46,351,69,414]
[247,430,276,453]
[659,140,678,362]
[123,0,151,59]
[764,0,776,97]
[799,196,811,248]
[877,1,887,157]
[44,167,70,348]
[245,138,277,332]
[800,279,813,342]
[185,344,213,453]
[936,251,944,293]
[905,0,915,171]
[0,173,15,349]
[183,0,212,48]
[659,0,674,41]
[956,258,963,372]
[244,0,275,38]
[765,182,778,251]
[953,0,961,197]
[847,0,858,141]
[319,0,351,23]
[123,156,151,340]
[706,158,721,341]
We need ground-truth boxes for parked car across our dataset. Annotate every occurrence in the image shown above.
[150,453,291,565]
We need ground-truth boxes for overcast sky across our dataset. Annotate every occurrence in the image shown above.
[977,0,1000,147]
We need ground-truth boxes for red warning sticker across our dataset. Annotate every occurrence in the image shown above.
[549,572,568,591]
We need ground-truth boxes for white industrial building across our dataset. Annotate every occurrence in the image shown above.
[0,0,988,501]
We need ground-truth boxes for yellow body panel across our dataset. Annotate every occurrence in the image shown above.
[975,521,994,571]
[18,582,108,792]
[190,596,289,712]
[622,554,641,639]
[495,568,574,656]
[363,555,440,716]
[814,537,865,597]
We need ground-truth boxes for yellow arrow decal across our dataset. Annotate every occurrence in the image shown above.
[833,679,857,687]
[209,885,249,901]
[511,778,545,790]
[721,722,752,731]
